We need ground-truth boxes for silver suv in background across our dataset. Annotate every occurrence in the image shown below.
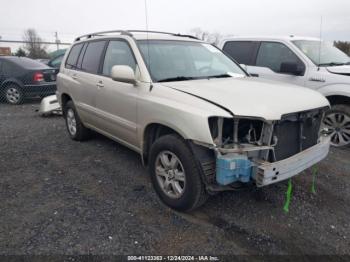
[220,36,350,147]
[57,30,330,211]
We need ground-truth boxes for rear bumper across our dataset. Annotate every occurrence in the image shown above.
[255,136,330,187]
[23,83,57,97]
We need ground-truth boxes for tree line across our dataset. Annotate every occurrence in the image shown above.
[14,29,49,58]
[13,28,350,58]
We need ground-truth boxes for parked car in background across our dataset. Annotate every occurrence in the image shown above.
[0,56,57,104]
[57,30,330,211]
[36,58,50,64]
[219,36,350,147]
[47,49,67,72]
[48,53,64,70]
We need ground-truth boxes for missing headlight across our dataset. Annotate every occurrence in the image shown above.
[208,117,264,146]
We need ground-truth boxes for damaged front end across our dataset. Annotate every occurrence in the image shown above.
[196,107,330,190]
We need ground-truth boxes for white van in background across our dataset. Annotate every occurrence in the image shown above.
[219,36,350,147]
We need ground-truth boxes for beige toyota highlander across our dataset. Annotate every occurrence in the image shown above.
[57,30,330,211]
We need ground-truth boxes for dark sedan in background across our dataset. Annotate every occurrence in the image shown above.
[0,56,57,105]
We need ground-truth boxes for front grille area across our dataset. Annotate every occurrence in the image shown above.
[271,108,325,161]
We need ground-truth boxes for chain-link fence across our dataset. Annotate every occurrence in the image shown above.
[0,56,58,105]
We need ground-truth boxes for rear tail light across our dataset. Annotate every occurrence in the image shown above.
[33,72,44,82]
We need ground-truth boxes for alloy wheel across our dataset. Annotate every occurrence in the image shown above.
[6,87,20,104]
[66,108,77,136]
[323,111,350,147]
[155,151,186,199]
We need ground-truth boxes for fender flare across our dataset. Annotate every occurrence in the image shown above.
[317,84,350,98]
[1,78,24,90]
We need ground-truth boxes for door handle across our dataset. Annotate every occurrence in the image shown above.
[250,73,259,77]
[72,74,78,80]
[96,81,104,88]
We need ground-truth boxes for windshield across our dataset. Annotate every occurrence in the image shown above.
[293,40,350,66]
[137,40,246,82]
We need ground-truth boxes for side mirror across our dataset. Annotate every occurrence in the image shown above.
[280,62,303,76]
[111,65,136,84]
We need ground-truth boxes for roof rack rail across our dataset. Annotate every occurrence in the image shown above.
[74,30,199,42]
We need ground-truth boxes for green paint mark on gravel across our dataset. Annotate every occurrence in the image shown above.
[283,178,293,213]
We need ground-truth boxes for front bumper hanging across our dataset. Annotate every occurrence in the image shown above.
[254,136,330,187]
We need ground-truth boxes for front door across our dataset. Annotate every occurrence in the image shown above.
[94,40,139,147]
[247,41,306,86]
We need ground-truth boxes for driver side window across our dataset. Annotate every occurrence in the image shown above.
[102,40,136,76]
[256,42,305,74]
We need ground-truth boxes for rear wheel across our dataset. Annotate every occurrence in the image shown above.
[149,134,208,211]
[323,104,350,147]
[64,100,91,141]
[4,84,23,105]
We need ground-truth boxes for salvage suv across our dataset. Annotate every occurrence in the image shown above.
[57,30,330,211]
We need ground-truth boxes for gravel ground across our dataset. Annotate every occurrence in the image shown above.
[0,102,349,257]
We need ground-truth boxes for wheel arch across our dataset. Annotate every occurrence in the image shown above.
[1,78,24,90]
[141,122,188,166]
[326,95,350,106]
[60,93,72,114]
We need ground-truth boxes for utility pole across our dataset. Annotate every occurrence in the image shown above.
[54,31,61,50]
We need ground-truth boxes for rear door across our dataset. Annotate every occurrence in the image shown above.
[249,41,306,86]
[94,39,139,147]
[65,41,107,125]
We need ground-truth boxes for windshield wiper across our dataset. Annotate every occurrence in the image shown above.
[318,62,346,67]
[157,76,197,82]
[206,73,232,79]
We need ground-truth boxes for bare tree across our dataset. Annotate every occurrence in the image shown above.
[334,41,350,56]
[189,28,223,46]
[23,29,49,59]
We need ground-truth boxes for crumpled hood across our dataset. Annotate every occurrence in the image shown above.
[160,77,329,120]
[327,65,350,75]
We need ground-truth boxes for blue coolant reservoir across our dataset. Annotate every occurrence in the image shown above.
[216,154,252,185]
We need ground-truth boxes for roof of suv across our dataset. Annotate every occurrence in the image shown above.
[132,33,203,41]
[221,35,321,42]
[74,30,203,43]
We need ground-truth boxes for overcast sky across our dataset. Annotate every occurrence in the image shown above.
[1,0,349,51]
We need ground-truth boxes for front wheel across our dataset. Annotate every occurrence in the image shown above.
[323,104,350,147]
[149,134,208,211]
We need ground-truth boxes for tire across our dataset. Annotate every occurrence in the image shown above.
[63,100,91,141]
[4,84,24,105]
[323,104,350,147]
[149,134,208,211]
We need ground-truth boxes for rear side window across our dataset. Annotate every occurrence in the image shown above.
[102,40,136,76]
[66,43,83,69]
[76,44,88,69]
[223,41,259,65]
[256,42,304,73]
[81,41,106,74]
